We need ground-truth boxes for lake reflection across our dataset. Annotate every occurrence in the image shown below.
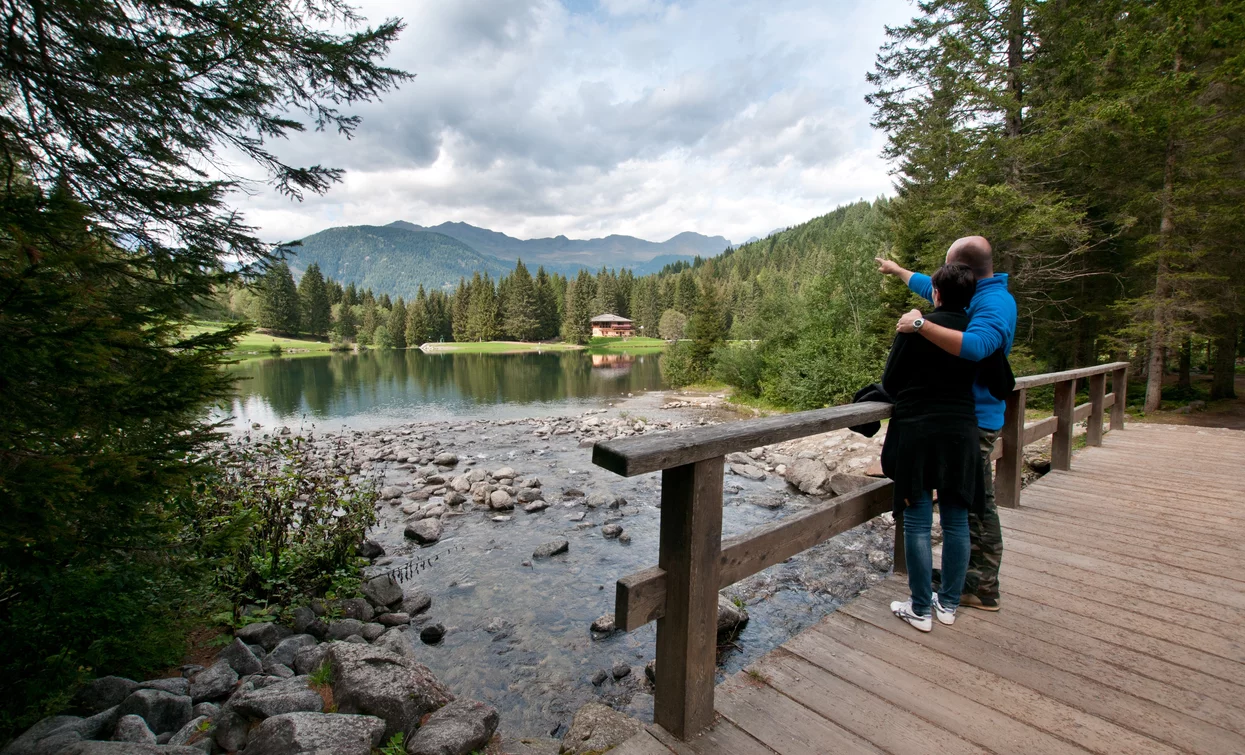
[220,349,665,430]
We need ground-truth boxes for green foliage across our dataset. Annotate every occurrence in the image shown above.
[659,341,705,388]
[712,343,765,398]
[563,269,596,344]
[298,263,332,337]
[658,309,688,341]
[260,263,301,335]
[379,732,405,755]
[373,324,395,350]
[759,330,885,411]
[309,661,333,686]
[190,435,379,612]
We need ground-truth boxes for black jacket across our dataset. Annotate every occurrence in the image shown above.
[878,308,984,517]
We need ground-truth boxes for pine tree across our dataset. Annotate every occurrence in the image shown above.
[334,302,358,341]
[387,297,407,349]
[260,262,300,334]
[358,298,380,345]
[504,259,540,341]
[451,278,469,341]
[465,272,499,341]
[563,269,596,344]
[297,262,331,336]
[344,282,360,306]
[406,286,431,346]
[687,282,726,369]
[534,267,559,340]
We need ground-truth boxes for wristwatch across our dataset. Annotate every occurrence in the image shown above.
[912,317,925,331]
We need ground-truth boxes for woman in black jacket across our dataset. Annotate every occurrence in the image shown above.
[880,263,983,632]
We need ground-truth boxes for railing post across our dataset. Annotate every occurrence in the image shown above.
[995,388,1025,508]
[1087,373,1106,446]
[1051,378,1076,471]
[1110,366,1128,432]
[892,510,907,575]
[654,456,723,740]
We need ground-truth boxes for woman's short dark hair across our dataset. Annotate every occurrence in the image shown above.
[931,262,977,311]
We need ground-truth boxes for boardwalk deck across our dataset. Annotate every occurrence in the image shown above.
[624,424,1245,755]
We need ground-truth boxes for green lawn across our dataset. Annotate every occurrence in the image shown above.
[586,336,667,354]
[419,341,583,354]
[185,321,336,358]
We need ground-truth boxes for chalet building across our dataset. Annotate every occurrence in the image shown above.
[590,313,634,338]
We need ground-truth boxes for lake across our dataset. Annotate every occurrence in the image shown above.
[219,349,667,431]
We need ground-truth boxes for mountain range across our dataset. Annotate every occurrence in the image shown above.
[285,221,732,299]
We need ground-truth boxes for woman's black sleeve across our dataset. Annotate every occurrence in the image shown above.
[881,334,912,397]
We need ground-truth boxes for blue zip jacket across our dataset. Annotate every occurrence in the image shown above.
[908,272,1017,431]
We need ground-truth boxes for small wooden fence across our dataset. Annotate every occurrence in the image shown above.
[591,361,1129,740]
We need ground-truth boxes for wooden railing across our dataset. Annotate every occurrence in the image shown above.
[591,361,1129,740]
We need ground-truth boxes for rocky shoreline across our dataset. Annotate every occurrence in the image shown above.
[13,391,1056,754]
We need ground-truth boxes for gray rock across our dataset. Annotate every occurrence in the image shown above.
[619,532,632,544]
[292,643,330,676]
[522,500,550,513]
[380,485,404,500]
[450,475,472,493]
[177,665,203,680]
[532,538,569,559]
[112,714,157,744]
[190,703,218,719]
[243,712,386,755]
[402,589,433,615]
[434,453,459,467]
[611,664,631,680]
[590,670,608,686]
[167,716,210,747]
[344,634,368,644]
[829,472,877,496]
[590,614,615,634]
[263,661,296,679]
[378,612,411,627]
[340,597,375,622]
[137,678,189,696]
[2,715,85,755]
[268,634,318,667]
[229,676,323,719]
[562,488,584,499]
[516,488,544,503]
[327,618,365,641]
[361,622,387,642]
[117,689,193,735]
[444,490,467,505]
[73,676,138,714]
[585,492,622,509]
[559,702,642,755]
[785,458,832,495]
[644,660,656,683]
[235,622,293,652]
[305,618,330,641]
[600,524,623,539]
[491,466,516,480]
[420,623,446,645]
[867,550,891,571]
[360,538,386,559]
[188,660,236,703]
[361,574,404,608]
[716,595,749,638]
[729,462,767,481]
[327,642,453,741]
[372,627,420,661]
[59,745,204,755]
[406,698,499,755]
[405,518,443,544]
[291,606,316,634]
[488,490,513,510]
[212,708,249,752]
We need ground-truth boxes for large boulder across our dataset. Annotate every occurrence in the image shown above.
[137,678,189,696]
[533,539,569,559]
[558,702,642,755]
[72,676,138,714]
[267,634,318,667]
[372,627,420,661]
[60,744,205,755]
[216,638,263,676]
[784,458,832,495]
[243,712,386,755]
[211,708,249,752]
[188,660,236,703]
[228,676,324,719]
[326,642,453,740]
[360,575,404,608]
[292,643,330,676]
[327,618,365,641]
[406,699,499,755]
[829,472,877,496]
[234,621,293,652]
[112,714,157,743]
[167,715,211,748]
[405,518,442,544]
[717,595,749,638]
[117,689,193,735]
[402,589,432,615]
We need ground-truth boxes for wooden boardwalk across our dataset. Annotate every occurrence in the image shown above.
[617,424,1245,755]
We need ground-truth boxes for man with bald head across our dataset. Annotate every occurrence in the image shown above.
[877,236,1017,611]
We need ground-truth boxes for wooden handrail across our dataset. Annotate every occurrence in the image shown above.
[591,361,1129,740]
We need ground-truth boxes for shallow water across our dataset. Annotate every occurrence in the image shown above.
[219,349,665,431]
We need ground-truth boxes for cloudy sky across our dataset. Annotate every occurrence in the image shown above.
[236,0,914,246]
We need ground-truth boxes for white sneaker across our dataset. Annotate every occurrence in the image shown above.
[890,600,932,632]
[931,595,957,625]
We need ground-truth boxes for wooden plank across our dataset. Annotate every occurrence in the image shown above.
[612,731,676,755]
[593,402,892,477]
[653,457,724,739]
[1052,379,1076,471]
[1017,489,1238,544]
[1110,367,1127,430]
[842,589,1245,755]
[1072,401,1092,422]
[1024,477,1245,525]
[1087,373,1106,446]
[616,481,892,629]
[712,674,885,755]
[1022,415,1058,445]
[815,611,1177,755]
[1103,391,1116,411]
[751,650,991,755]
[1014,361,1130,390]
[996,388,1025,508]
[647,719,777,755]
[782,627,1094,755]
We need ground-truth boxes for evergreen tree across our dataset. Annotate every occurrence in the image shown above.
[387,297,407,349]
[260,262,300,334]
[379,293,392,310]
[406,287,431,346]
[687,282,726,368]
[534,267,560,340]
[451,278,469,341]
[344,282,360,306]
[358,298,380,346]
[504,259,540,341]
[563,269,596,344]
[334,302,357,341]
[297,262,331,336]
[465,272,499,341]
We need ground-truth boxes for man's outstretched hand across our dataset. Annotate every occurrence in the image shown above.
[897,309,923,333]
[875,257,903,276]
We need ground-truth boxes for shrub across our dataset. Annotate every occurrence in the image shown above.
[760,331,885,410]
[712,342,765,397]
[659,341,708,387]
[658,309,688,341]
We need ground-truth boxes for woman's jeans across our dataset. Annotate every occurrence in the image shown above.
[903,491,970,616]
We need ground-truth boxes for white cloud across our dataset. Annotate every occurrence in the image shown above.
[233,0,913,245]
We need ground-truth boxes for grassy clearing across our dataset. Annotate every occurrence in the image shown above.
[419,341,583,354]
[587,336,667,354]
[185,321,336,358]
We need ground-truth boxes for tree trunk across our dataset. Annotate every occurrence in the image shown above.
[1144,115,1180,413]
[1178,337,1192,389]
[1211,316,1238,400]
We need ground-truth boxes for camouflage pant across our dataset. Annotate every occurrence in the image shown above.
[963,428,1003,599]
